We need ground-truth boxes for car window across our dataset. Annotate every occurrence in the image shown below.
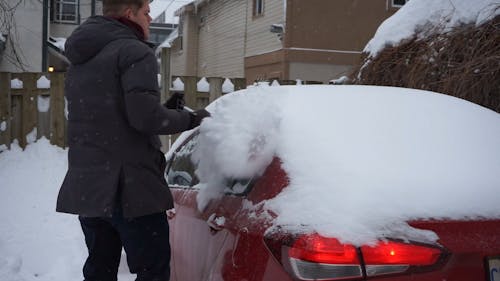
[224,178,253,196]
[167,135,199,188]
[166,134,254,196]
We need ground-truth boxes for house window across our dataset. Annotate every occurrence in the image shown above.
[254,0,264,16]
[51,0,79,24]
[392,0,408,7]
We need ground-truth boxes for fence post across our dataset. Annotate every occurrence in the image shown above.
[208,77,224,103]
[50,72,66,147]
[159,48,171,152]
[0,72,11,149]
[182,76,199,110]
[36,74,51,140]
[20,73,38,149]
[231,78,247,91]
[160,47,171,104]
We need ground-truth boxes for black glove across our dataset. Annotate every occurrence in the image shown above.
[188,109,210,129]
[164,92,185,110]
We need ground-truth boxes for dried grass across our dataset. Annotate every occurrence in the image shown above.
[352,15,500,113]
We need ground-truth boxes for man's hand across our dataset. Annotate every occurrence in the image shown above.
[166,208,176,219]
[164,92,185,110]
[188,109,210,129]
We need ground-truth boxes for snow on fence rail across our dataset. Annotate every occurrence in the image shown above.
[0,72,332,151]
[0,72,247,151]
[0,72,66,150]
[169,76,247,109]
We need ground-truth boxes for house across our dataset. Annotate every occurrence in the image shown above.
[0,0,102,72]
[168,0,407,84]
[149,0,186,48]
[0,0,177,73]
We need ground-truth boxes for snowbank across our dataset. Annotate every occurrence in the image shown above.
[365,0,500,57]
[0,139,134,281]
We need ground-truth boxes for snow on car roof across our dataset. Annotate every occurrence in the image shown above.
[172,84,500,245]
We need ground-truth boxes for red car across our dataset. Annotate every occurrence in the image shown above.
[165,85,500,281]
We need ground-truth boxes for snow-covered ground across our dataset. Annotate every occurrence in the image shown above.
[0,139,135,281]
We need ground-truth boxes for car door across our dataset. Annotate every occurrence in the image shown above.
[166,134,229,281]
[203,184,271,281]
[208,158,291,281]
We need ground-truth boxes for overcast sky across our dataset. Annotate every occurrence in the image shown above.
[150,0,192,24]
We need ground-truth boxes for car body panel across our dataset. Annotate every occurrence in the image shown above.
[170,188,229,281]
[166,94,500,281]
[168,145,500,281]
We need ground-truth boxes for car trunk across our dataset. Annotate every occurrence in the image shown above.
[402,219,500,281]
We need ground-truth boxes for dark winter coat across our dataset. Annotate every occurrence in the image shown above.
[56,16,192,218]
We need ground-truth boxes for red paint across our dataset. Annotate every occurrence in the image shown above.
[168,153,500,281]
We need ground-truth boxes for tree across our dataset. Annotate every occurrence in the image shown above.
[0,0,34,71]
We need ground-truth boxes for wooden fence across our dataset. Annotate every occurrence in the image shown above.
[0,72,247,150]
[0,72,65,150]
[168,75,247,107]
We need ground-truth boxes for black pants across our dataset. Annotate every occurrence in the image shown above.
[79,209,170,281]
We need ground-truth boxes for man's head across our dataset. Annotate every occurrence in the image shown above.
[103,0,152,39]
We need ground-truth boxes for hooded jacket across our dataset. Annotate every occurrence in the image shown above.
[56,16,192,218]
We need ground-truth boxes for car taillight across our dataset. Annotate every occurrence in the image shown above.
[361,241,443,277]
[265,232,446,281]
[288,233,362,280]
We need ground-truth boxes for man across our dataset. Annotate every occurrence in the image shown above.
[56,0,209,280]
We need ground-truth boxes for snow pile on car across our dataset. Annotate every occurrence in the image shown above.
[190,84,500,245]
[192,86,282,209]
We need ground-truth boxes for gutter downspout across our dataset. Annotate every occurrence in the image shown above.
[42,0,48,71]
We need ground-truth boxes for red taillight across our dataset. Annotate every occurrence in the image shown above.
[289,233,359,264]
[285,233,363,280]
[361,241,444,277]
[361,241,442,266]
[265,232,446,281]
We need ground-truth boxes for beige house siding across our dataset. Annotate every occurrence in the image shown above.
[245,0,396,84]
[170,0,397,84]
[289,62,352,83]
[170,13,199,76]
[285,48,361,83]
[197,0,246,78]
[285,0,395,52]
[245,0,284,57]
[245,49,287,81]
[169,43,185,76]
